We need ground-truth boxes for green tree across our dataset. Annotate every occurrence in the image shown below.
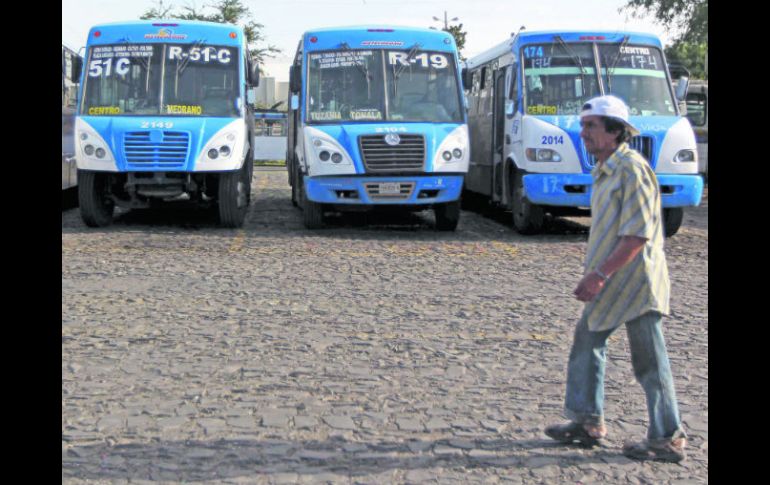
[621,0,707,44]
[140,0,280,65]
[665,41,707,79]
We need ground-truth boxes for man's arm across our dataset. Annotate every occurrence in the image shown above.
[574,236,647,302]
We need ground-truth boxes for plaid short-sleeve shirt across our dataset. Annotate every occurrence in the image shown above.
[583,142,670,332]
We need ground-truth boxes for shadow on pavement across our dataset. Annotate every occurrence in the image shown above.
[63,436,623,481]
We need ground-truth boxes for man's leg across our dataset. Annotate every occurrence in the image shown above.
[625,312,687,444]
[563,312,615,433]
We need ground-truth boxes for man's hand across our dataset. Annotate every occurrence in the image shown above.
[574,271,606,302]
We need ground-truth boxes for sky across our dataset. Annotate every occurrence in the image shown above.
[62,0,674,82]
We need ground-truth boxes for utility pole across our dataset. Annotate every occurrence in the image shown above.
[432,11,459,30]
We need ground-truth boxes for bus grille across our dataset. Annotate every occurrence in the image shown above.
[124,131,190,169]
[359,134,425,173]
[581,136,654,169]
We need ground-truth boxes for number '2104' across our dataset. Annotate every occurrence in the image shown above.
[542,135,564,145]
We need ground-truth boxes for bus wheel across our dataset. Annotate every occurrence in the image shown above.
[434,200,460,231]
[218,164,250,228]
[78,170,115,227]
[300,177,324,229]
[663,208,683,237]
[511,171,544,234]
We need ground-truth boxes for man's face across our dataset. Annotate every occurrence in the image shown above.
[580,115,619,160]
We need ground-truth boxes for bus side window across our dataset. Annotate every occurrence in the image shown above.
[472,70,480,95]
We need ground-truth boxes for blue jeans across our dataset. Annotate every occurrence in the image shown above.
[564,311,686,444]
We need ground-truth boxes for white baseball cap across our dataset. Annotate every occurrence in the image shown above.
[579,95,640,137]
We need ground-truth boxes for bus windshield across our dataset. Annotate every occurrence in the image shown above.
[81,43,240,117]
[599,44,675,116]
[522,43,600,115]
[306,49,462,123]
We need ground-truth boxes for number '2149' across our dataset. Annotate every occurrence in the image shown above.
[542,135,564,145]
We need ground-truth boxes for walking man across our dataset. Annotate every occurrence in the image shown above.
[544,95,687,462]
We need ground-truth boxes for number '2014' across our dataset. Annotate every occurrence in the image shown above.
[542,135,564,145]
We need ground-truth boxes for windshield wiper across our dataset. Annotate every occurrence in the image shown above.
[392,42,421,98]
[605,35,630,93]
[339,42,372,99]
[554,36,587,98]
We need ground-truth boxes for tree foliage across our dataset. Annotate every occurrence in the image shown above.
[622,0,707,44]
[140,0,280,65]
[665,41,707,79]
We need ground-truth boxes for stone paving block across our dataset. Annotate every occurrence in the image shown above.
[323,415,357,430]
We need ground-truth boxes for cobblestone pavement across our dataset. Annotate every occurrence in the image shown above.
[62,168,708,484]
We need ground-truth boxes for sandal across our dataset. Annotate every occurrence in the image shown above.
[622,438,687,463]
[545,422,605,447]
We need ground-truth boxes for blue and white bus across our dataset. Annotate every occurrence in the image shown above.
[62,44,82,193]
[287,26,469,230]
[75,20,260,227]
[464,30,703,236]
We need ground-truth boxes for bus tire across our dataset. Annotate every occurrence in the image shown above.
[511,171,544,234]
[300,176,325,229]
[434,200,460,231]
[218,164,250,228]
[78,170,114,227]
[663,208,683,237]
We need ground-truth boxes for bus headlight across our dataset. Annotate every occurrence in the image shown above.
[442,151,453,161]
[95,148,106,159]
[674,149,696,163]
[208,149,219,159]
[526,148,562,162]
[309,135,352,165]
[219,145,231,157]
[84,145,95,156]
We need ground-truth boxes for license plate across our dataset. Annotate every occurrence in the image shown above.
[379,182,401,195]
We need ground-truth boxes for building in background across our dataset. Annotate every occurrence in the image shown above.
[254,77,289,111]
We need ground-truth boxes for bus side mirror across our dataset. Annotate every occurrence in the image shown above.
[675,75,689,101]
[461,68,472,90]
[247,59,260,87]
[290,65,301,93]
[72,56,83,82]
[291,94,299,111]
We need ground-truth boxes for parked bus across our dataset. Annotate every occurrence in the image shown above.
[253,110,287,162]
[463,31,703,236]
[75,20,260,227]
[62,44,82,192]
[286,26,469,230]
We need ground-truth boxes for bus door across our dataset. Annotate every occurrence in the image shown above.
[467,64,495,195]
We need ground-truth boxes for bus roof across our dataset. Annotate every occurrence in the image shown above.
[85,19,245,46]
[466,30,663,69]
[300,25,457,52]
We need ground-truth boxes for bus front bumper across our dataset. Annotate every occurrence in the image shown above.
[522,173,704,208]
[305,175,464,205]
